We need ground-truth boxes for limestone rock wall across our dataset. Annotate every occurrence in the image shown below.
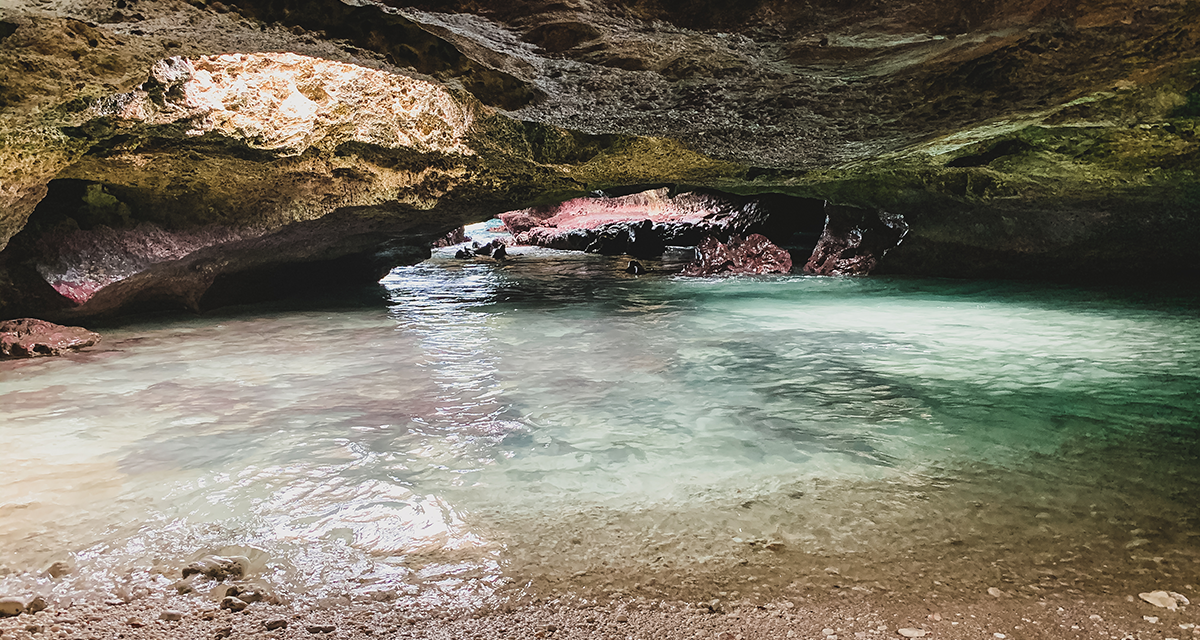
[1,0,1199,319]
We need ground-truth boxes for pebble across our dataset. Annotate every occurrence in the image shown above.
[160,610,184,621]
[1089,614,1103,622]
[265,618,288,630]
[44,562,71,579]
[183,555,250,581]
[1141,590,1182,610]
[0,597,25,617]
[220,596,248,612]
[897,628,926,638]
[616,614,629,622]
[307,624,336,634]
[994,634,1007,639]
[1145,616,1160,624]
[987,587,1004,598]
[25,596,46,614]
[823,628,836,635]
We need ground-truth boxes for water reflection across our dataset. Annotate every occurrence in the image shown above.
[0,247,1198,608]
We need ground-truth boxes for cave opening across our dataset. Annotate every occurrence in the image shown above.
[480,186,830,274]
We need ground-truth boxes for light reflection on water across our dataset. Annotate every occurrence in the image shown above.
[1,247,1199,608]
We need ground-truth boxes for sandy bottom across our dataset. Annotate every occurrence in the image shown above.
[2,579,1197,640]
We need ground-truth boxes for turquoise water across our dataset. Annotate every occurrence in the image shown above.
[1,247,1198,608]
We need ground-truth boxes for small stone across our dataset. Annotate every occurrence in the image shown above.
[987,587,1005,598]
[927,613,941,621]
[823,629,836,635]
[0,597,26,617]
[160,610,184,621]
[616,614,629,623]
[45,562,71,579]
[214,625,233,639]
[0,318,101,359]
[24,624,43,634]
[1169,591,1191,606]
[219,596,248,612]
[25,596,46,614]
[1146,616,1160,624]
[1141,591,1180,610]
[226,584,272,604]
[547,623,558,632]
[265,619,288,630]
[824,567,841,575]
[897,629,926,638]
[1089,615,1103,622]
[994,634,1007,639]
[183,555,250,581]
[306,624,336,634]
[127,617,145,627]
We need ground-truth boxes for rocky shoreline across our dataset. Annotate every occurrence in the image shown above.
[0,581,1195,640]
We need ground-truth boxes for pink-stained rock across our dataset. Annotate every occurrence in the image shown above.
[681,234,792,276]
[0,317,100,358]
[34,223,251,305]
[503,188,730,245]
[503,188,825,258]
[432,227,467,248]
[804,205,909,276]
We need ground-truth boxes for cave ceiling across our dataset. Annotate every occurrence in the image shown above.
[1,0,1199,318]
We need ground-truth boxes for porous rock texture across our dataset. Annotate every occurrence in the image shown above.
[503,187,826,260]
[681,233,793,276]
[0,317,100,358]
[1,0,1199,319]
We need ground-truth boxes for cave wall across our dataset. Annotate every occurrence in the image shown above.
[1,0,1199,318]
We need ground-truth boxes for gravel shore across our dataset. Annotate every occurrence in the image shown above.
[2,582,1197,640]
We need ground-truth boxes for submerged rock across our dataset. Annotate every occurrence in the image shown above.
[0,597,25,617]
[0,595,47,617]
[182,555,250,581]
[0,318,100,358]
[1138,590,1189,610]
[681,234,792,276]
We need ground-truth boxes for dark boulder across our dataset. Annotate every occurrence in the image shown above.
[0,318,100,358]
[681,234,792,276]
[804,205,909,276]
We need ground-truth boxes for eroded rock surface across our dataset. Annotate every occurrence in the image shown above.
[1,0,1199,317]
[804,205,910,276]
[681,234,793,276]
[0,318,100,358]
[505,188,826,258]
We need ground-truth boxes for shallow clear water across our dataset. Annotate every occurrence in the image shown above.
[2,248,1199,608]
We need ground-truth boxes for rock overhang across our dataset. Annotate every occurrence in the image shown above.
[1,0,1200,320]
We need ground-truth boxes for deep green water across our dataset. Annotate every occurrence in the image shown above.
[2,247,1198,607]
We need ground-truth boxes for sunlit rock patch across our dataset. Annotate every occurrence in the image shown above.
[99,52,476,156]
[501,187,828,265]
